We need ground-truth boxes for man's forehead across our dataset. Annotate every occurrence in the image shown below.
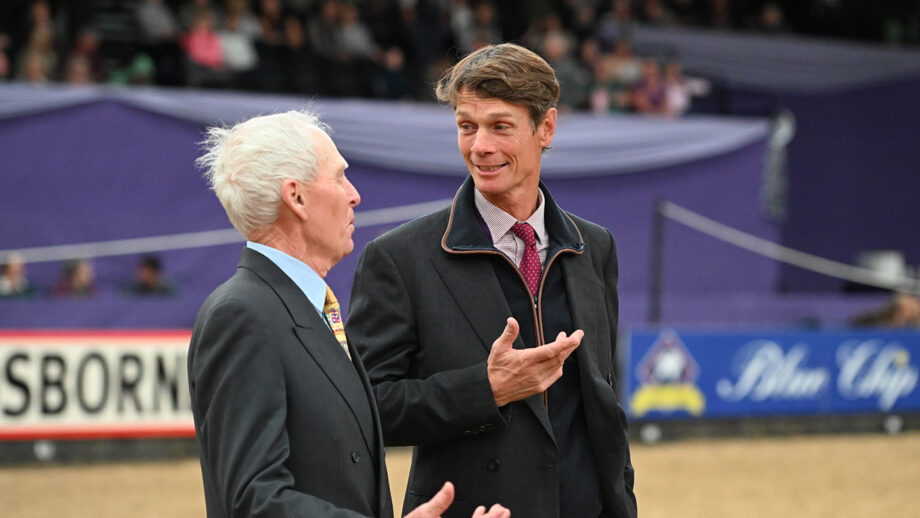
[454,92,524,118]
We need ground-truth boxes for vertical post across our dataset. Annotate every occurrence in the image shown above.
[648,199,667,325]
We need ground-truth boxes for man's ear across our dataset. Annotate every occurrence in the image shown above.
[539,107,557,148]
[280,179,308,220]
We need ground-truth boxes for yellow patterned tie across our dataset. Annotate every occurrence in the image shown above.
[323,286,352,360]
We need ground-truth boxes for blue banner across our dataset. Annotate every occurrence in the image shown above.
[624,329,920,419]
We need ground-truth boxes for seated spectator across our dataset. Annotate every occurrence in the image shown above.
[182,10,228,87]
[281,13,320,93]
[541,31,591,112]
[109,53,157,86]
[69,27,102,82]
[128,255,174,295]
[63,53,92,84]
[16,23,56,82]
[589,40,640,114]
[137,0,179,41]
[338,2,379,62]
[0,48,10,81]
[53,259,95,297]
[0,253,34,297]
[631,60,667,114]
[135,0,182,85]
[639,0,676,26]
[596,0,635,52]
[850,293,920,329]
[663,60,710,117]
[180,0,221,32]
[371,45,412,99]
[218,0,260,88]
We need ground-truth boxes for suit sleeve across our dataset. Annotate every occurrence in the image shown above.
[348,240,506,447]
[189,298,372,518]
[602,229,638,517]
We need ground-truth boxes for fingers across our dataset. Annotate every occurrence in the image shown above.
[491,317,519,354]
[537,329,583,362]
[425,481,455,514]
[484,503,511,518]
[471,503,509,518]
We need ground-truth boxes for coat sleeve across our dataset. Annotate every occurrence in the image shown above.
[602,228,638,518]
[347,239,506,447]
[188,297,372,518]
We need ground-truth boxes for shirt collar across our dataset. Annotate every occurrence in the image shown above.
[246,241,327,316]
[473,187,548,246]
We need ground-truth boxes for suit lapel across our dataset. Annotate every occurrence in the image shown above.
[293,323,377,460]
[240,249,378,460]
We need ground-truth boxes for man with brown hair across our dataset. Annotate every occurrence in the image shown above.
[348,43,637,518]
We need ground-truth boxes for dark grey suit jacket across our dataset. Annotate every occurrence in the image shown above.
[348,179,637,518]
[188,248,392,518]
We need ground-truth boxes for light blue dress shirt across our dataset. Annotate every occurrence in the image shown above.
[246,241,327,320]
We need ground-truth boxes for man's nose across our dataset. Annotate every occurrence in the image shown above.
[347,178,361,207]
[470,128,495,154]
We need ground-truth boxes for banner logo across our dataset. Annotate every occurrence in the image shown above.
[630,330,705,417]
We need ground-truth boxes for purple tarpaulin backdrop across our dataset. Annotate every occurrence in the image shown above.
[0,79,911,329]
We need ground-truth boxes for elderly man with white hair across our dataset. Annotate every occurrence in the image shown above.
[188,109,510,518]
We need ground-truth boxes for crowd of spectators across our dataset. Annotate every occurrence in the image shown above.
[0,1,916,114]
[0,254,175,299]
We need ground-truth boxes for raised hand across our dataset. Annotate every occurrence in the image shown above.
[487,317,583,407]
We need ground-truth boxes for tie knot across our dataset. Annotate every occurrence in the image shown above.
[511,222,537,247]
[324,286,338,308]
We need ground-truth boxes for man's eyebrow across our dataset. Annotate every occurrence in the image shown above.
[455,110,516,120]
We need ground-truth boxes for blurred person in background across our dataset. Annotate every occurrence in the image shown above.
[53,258,95,297]
[108,53,156,85]
[217,0,260,89]
[180,0,221,32]
[16,23,56,82]
[541,30,591,112]
[182,9,227,87]
[631,59,667,114]
[68,27,102,81]
[589,39,639,114]
[189,109,509,518]
[850,293,920,328]
[63,52,92,84]
[0,48,10,81]
[129,254,173,295]
[0,253,34,297]
[135,0,182,85]
[349,43,637,518]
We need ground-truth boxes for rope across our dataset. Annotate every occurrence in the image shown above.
[660,201,920,295]
[0,198,452,265]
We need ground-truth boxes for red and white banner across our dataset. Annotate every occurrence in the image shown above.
[0,331,195,440]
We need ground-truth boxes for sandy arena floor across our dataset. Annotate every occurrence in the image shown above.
[1,432,918,518]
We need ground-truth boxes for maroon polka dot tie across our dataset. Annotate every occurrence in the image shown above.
[511,222,541,297]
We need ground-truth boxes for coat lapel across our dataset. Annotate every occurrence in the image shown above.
[430,254,516,354]
[561,252,611,383]
[431,255,557,441]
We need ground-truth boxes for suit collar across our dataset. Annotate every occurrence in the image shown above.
[441,176,585,255]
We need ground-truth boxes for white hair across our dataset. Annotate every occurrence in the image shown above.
[196,110,329,237]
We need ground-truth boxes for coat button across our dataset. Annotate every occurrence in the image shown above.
[351,451,361,463]
[486,458,501,472]
[606,373,613,386]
